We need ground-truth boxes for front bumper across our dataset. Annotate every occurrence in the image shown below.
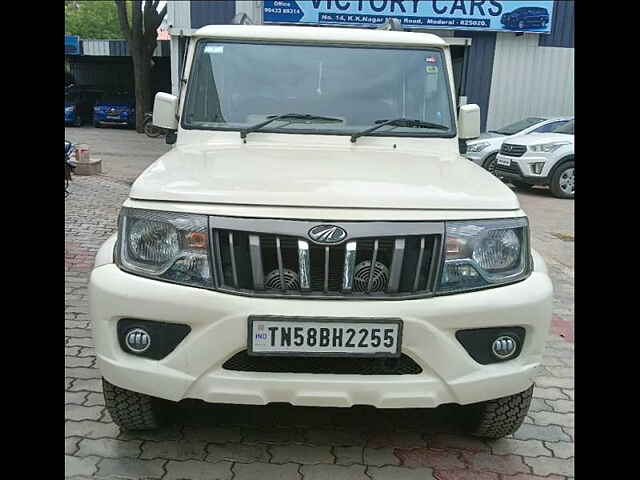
[89,243,553,409]
[495,154,550,186]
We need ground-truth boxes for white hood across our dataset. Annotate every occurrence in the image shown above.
[130,139,520,211]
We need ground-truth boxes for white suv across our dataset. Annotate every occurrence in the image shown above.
[495,120,574,199]
[465,116,572,174]
[89,25,553,439]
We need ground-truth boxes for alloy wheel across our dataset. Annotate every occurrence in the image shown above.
[559,167,574,195]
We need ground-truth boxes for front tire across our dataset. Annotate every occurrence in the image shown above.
[482,153,498,176]
[102,378,165,430]
[550,161,574,199]
[464,385,533,439]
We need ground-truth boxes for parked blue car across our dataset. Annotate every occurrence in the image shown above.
[93,94,136,128]
[501,6,549,30]
[65,86,103,127]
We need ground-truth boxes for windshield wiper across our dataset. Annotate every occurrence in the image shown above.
[350,118,449,143]
[240,113,343,140]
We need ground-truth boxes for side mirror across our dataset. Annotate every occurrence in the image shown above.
[153,92,178,130]
[458,104,480,140]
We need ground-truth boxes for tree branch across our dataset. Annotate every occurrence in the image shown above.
[114,0,131,41]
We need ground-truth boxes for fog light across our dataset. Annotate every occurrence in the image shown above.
[125,328,151,353]
[530,162,545,175]
[492,335,517,359]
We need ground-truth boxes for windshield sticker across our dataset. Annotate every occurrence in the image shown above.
[204,45,224,54]
[426,65,439,74]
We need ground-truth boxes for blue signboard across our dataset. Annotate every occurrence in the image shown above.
[65,35,81,55]
[263,1,554,34]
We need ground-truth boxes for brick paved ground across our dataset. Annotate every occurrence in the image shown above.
[65,130,574,479]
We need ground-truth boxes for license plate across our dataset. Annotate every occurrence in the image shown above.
[497,157,511,167]
[248,316,402,357]
[107,115,121,120]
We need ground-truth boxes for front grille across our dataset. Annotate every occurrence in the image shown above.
[223,350,423,375]
[500,143,527,157]
[210,217,444,299]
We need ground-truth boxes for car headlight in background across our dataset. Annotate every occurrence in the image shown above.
[65,106,74,113]
[438,218,530,294]
[528,142,570,153]
[116,208,212,288]
[466,141,491,153]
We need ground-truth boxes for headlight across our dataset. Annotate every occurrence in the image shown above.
[529,142,570,153]
[438,218,530,294]
[467,141,491,153]
[65,106,74,112]
[116,208,212,288]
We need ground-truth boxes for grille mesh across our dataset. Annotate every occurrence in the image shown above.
[223,350,423,375]
[500,143,527,157]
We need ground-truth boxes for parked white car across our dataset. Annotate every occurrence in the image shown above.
[465,116,572,174]
[495,120,574,199]
[89,25,553,439]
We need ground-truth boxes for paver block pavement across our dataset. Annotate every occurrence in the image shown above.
[76,438,142,459]
[95,457,166,479]
[164,460,233,480]
[525,456,575,477]
[270,444,334,464]
[363,447,400,467]
[300,464,369,480]
[334,446,363,465]
[205,443,270,463]
[140,440,208,461]
[232,462,301,480]
[367,465,436,480]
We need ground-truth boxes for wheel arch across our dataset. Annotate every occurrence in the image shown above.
[548,154,574,178]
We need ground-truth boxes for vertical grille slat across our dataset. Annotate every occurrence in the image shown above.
[413,237,425,292]
[387,238,405,293]
[367,239,380,293]
[248,234,264,290]
[228,232,239,288]
[211,219,443,298]
[426,236,440,292]
[324,247,330,293]
[213,230,224,286]
[298,240,311,291]
[342,241,357,293]
[276,236,285,292]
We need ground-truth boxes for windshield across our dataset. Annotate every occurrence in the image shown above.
[492,117,545,135]
[182,41,455,138]
[552,120,574,134]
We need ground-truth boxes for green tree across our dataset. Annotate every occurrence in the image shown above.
[65,1,124,39]
[116,1,167,133]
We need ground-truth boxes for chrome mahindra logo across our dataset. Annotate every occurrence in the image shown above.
[308,225,347,244]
